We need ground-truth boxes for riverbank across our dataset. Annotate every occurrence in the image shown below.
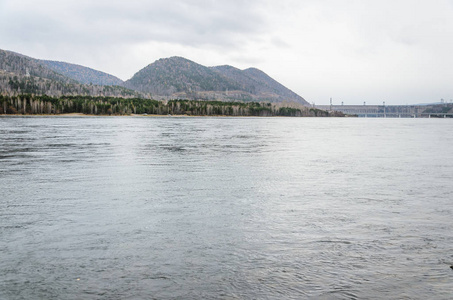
[1,95,342,117]
[1,113,334,118]
[1,113,170,117]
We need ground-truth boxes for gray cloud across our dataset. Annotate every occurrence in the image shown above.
[1,0,453,104]
[1,0,266,48]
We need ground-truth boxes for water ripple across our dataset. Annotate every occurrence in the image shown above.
[1,117,453,299]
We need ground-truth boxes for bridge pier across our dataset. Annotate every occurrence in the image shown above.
[314,104,452,118]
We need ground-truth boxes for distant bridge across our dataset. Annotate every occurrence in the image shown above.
[315,104,453,118]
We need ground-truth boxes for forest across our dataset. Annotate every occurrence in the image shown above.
[0,94,339,117]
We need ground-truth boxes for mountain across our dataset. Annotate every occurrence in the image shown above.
[0,49,142,98]
[39,60,124,86]
[210,65,306,104]
[1,49,308,104]
[125,57,308,104]
[0,49,77,84]
[124,57,241,96]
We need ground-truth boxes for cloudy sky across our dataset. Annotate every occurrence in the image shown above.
[1,0,452,105]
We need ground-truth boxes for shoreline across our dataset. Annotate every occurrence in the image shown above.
[0,113,331,118]
[1,113,179,117]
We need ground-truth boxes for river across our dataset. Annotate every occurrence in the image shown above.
[1,116,452,299]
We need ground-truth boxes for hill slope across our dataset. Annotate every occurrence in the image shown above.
[125,57,241,96]
[1,49,307,104]
[126,57,308,104]
[211,65,306,104]
[0,50,77,84]
[39,60,124,86]
[0,49,142,98]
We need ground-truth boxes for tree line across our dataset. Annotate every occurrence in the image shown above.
[0,94,341,117]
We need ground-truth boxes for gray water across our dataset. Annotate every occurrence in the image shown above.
[1,116,452,299]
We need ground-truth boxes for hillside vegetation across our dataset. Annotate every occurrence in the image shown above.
[0,50,76,84]
[40,60,124,86]
[0,50,143,98]
[125,57,308,104]
[1,49,308,105]
[125,57,241,96]
[210,65,306,103]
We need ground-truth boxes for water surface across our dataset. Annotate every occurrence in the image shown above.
[1,116,452,299]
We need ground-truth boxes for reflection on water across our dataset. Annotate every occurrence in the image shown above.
[1,116,453,299]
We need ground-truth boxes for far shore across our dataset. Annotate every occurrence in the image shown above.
[1,113,187,117]
[0,113,318,118]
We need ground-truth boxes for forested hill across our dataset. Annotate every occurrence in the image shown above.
[125,57,308,105]
[1,49,308,105]
[0,49,143,98]
[39,60,124,86]
[210,65,306,104]
[125,57,241,96]
[0,49,76,84]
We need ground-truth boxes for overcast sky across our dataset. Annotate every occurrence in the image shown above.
[1,0,452,105]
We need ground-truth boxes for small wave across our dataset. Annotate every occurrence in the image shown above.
[316,240,353,245]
